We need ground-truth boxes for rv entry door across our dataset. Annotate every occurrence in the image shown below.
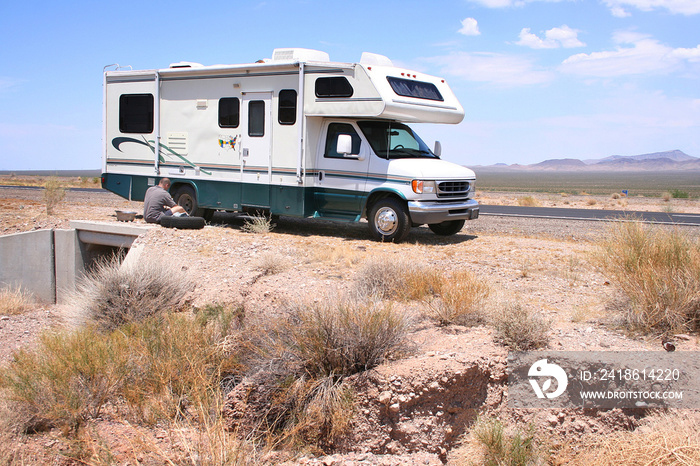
[241,92,272,209]
[315,121,370,219]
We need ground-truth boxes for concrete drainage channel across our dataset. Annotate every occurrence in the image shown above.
[0,221,153,304]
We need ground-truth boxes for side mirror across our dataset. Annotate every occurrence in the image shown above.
[433,141,442,158]
[337,134,353,156]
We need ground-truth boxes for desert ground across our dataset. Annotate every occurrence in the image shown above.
[1,182,699,464]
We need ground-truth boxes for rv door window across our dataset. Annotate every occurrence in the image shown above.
[324,123,361,158]
[278,90,297,125]
[315,77,354,98]
[119,94,154,133]
[248,100,265,137]
[219,97,240,128]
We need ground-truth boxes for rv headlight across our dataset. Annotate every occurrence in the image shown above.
[411,180,436,194]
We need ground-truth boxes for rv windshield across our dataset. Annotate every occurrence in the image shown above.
[357,121,437,160]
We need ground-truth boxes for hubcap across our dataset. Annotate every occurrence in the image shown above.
[375,207,398,235]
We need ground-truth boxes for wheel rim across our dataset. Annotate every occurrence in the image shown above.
[179,194,194,214]
[375,207,398,236]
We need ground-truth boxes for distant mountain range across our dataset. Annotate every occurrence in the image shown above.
[479,150,700,171]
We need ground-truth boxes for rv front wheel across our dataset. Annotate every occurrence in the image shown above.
[428,219,465,236]
[369,198,411,242]
[174,185,204,217]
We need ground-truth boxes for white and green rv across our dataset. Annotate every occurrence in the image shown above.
[102,48,479,241]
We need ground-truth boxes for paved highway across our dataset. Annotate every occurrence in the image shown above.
[480,205,700,226]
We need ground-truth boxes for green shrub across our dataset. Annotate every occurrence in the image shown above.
[670,189,690,199]
[462,416,544,466]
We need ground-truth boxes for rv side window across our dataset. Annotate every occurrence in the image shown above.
[248,101,265,137]
[324,123,361,158]
[315,77,353,98]
[278,89,297,125]
[387,77,444,102]
[119,94,154,133]
[219,98,240,128]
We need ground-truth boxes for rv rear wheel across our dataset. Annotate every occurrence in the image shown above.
[368,198,411,242]
[428,219,465,236]
[173,185,204,217]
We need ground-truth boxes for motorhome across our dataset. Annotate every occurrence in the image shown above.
[102,48,479,241]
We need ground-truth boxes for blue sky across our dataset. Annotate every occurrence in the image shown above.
[0,0,698,170]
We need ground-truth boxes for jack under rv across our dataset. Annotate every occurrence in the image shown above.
[102,48,479,241]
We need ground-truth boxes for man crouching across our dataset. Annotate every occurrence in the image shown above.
[143,178,188,224]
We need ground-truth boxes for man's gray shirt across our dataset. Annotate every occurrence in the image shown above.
[143,186,176,223]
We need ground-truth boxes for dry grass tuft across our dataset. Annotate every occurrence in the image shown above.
[517,195,540,207]
[490,301,550,350]
[597,221,700,334]
[242,215,274,234]
[354,256,441,301]
[423,270,490,326]
[311,244,363,267]
[0,286,34,315]
[70,256,192,332]
[43,176,66,216]
[255,251,290,276]
[0,305,243,433]
[573,412,700,465]
[586,197,597,206]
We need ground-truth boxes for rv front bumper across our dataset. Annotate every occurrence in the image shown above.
[407,198,479,225]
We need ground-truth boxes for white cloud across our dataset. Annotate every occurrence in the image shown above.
[603,0,700,16]
[458,17,481,36]
[516,25,585,49]
[429,51,554,86]
[560,32,700,77]
[671,45,700,62]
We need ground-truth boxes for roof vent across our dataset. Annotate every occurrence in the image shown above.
[271,48,330,63]
[360,52,393,67]
[169,61,204,69]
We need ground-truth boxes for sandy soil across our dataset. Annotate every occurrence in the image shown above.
[1,186,699,464]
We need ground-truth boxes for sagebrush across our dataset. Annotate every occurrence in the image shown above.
[491,301,550,350]
[43,176,66,216]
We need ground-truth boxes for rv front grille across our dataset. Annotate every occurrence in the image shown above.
[437,181,470,198]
